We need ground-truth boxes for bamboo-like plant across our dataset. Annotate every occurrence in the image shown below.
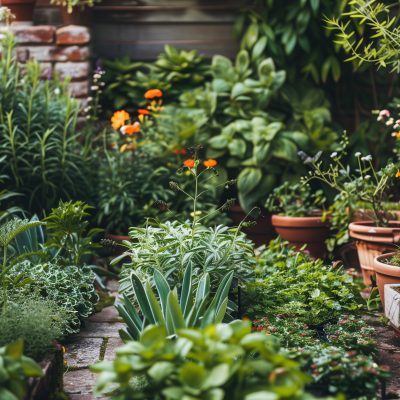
[116,264,236,342]
[0,30,89,218]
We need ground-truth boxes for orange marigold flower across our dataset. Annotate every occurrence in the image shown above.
[138,109,150,115]
[144,89,162,99]
[396,169,400,178]
[184,159,195,168]
[395,132,400,138]
[111,110,130,130]
[174,149,187,155]
[203,159,217,167]
[121,122,140,135]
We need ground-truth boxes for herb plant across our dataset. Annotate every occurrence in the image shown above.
[265,181,326,217]
[298,134,399,227]
[51,0,101,13]
[0,340,44,400]
[91,321,312,400]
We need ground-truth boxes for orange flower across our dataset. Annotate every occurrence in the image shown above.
[174,149,187,155]
[121,122,140,135]
[396,169,400,178]
[111,110,130,130]
[395,132,400,138]
[145,89,162,99]
[138,109,150,115]
[184,159,195,168]
[203,159,217,167]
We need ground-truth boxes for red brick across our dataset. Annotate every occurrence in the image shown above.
[16,45,89,62]
[56,25,91,45]
[68,80,89,97]
[54,61,90,80]
[1,25,55,44]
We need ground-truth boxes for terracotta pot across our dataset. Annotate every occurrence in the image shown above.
[351,208,400,222]
[271,215,331,260]
[105,233,130,261]
[373,252,400,313]
[1,0,37,22]
[229,206,276,247]
[60,5,93,24]
[349,221,400,285]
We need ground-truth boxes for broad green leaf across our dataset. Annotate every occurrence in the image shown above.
[167,292,186,330]
[144,282,165,326]
[154,269,170,316]
[236,50,250,75]
[237,168,262,195]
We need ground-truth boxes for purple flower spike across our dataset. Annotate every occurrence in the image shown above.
[96,59,103,71]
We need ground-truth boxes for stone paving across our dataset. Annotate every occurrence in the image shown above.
[63,282,124,400]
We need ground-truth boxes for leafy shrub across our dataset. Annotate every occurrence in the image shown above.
[243,238,364,324]
[266,181,326,217]
[0,295,72,360]
[9,260,98,329]
[91,321,312,400]
[0,340,44,400]
[118,222,256,297]
[284,344,390,398]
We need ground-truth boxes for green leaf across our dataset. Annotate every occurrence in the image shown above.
[258,58,275,84]
[144,282,165,326]
[244,23,259,50]
[179,362,206,388]
[228,138,246,158]
[180,263,192,319]
[166,291,186,331]
[20,355,44,377]
[321,57,332,83]
[5,340,23,359]
[154,269,170,316]
[252,36,268,61]
[245,392,279,400]
[130,272,155,324]
[236,50,250,75]
[208,135,229,149]
[237,168,262,195]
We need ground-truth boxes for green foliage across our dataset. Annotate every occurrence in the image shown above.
[0,31,89,218]
[285,344,390,397]
[266,181,326,217]
[116,266,236,341]
[324,0,400,71]
[44,200,103,267]
[117,221,255,296]
[0,340,44,400]
[100,45,209,113]
[51,0,101,13]
[0,173,22,222]
[0,295,72,360]
[90,321,312,400]
[243,238,364,324]
[9,260,98,329]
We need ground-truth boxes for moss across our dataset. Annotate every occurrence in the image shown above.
[94,291,116,313]
[99,338,109,361]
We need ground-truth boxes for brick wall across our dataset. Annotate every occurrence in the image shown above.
[2,25,92,100]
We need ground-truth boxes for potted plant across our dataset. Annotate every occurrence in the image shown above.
[266,181,330,259]
[52,0,100,24]
[299,134,400,285]
[0,1,36,23]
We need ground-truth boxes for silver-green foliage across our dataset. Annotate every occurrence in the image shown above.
[116,265,236,341]
[0,340,44,400]
[117,221,255,296]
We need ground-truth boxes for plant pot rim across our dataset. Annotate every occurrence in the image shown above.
[2,0,36,3]
[272,214,331,228]
[374,252,400,276]
[349,221,400,243]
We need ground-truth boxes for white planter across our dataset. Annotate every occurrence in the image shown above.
[384,284,400,328]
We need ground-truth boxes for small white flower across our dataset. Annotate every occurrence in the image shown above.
[365,155,372,160]
[93,73,101,79]
[100,82,105,86]
[364,175,371,179]
[91,86,99,91]
[87,97,93,101]
[355,152,361,157]
[394,124,399,129]
[392,132,396,137]
[330,152,337,158]
[54,88,60,94]
[20,79,25,84]
[86,115,90,119]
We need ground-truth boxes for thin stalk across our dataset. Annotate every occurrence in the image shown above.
[27,66,39,139]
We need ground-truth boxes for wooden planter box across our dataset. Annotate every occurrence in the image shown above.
[26,349,64,400]
[384,284,400,329]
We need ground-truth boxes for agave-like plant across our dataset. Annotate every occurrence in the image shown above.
[116,264,236,341]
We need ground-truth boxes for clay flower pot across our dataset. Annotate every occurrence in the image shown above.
[60,5,93,24]
[271,215,331,260]
[1,0,37,22]
[373,252,400,313]
[229,206,276,247]
[349,221,400,286]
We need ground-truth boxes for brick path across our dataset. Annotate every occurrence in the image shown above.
[63,281,124,400]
